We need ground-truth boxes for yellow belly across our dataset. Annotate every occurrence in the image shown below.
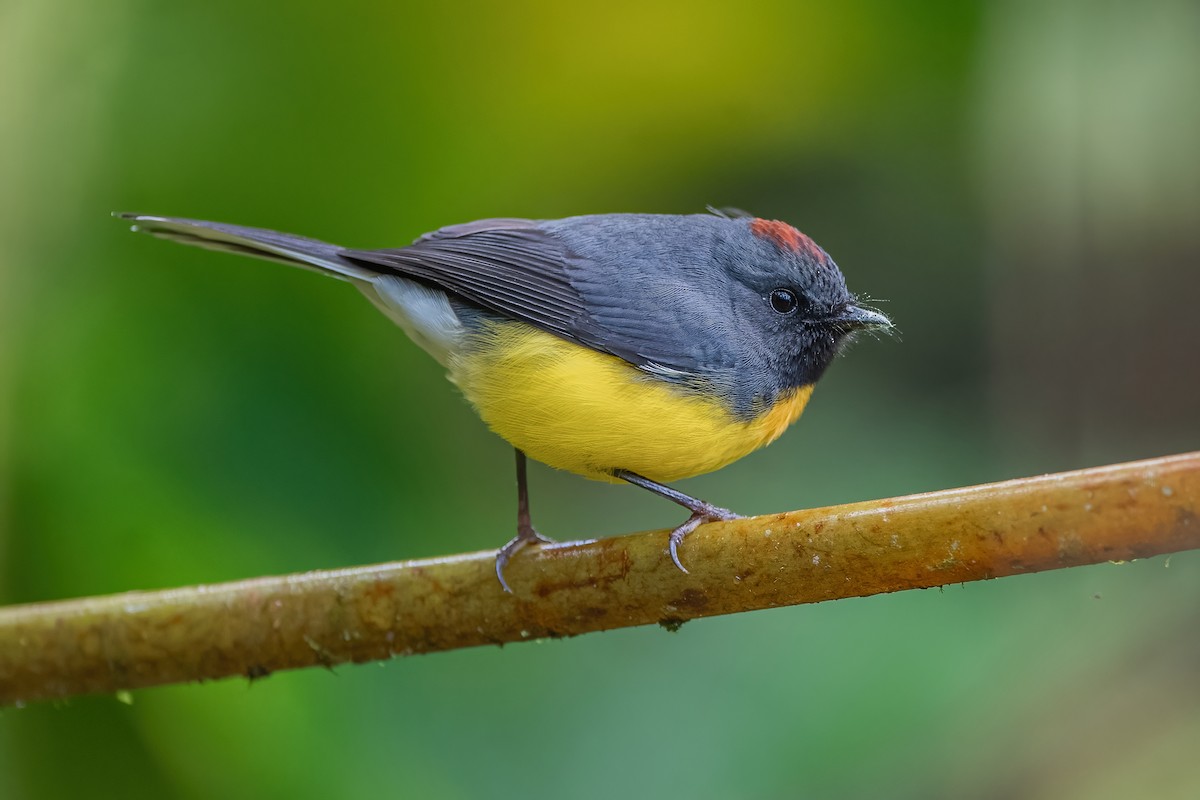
[449,321,812,483]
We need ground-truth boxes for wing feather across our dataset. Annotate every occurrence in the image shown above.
[340,217,715,380]
[342,222,592,348]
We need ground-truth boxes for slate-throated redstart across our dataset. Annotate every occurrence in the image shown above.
[120,209,891,591]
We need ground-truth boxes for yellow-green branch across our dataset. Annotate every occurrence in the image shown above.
[2,452,1197,705]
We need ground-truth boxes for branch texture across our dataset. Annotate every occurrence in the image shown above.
[2,452,1197,705]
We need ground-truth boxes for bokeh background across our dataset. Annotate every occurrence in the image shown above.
[2,1,1198,797]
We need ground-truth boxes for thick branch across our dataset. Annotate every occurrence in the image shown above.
[2,453,1197,705]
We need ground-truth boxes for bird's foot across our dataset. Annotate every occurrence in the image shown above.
[495,523,554,593]
[668,503,742,574]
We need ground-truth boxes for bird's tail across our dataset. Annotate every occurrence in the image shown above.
[116,213,380,282]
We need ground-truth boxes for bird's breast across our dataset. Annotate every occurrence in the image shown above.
[449,321,812,483]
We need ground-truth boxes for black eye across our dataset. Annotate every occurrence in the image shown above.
[769,288,800,315]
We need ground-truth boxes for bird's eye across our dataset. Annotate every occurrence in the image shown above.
[769,288,800,315]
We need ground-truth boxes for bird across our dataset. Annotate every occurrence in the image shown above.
[119,208,891,591]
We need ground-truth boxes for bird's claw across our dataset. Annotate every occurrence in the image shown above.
[667,505,743,574]
[495,525,554,593]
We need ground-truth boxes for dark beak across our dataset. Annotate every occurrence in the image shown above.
[830,304,892,330]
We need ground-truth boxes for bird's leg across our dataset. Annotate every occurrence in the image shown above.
[612,470,742,574]
[495,449,554,592]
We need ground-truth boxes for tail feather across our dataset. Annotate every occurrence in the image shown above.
[117,213,380,282]
[119,212,466,366]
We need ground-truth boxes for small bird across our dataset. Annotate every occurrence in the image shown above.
[120,209,891,590]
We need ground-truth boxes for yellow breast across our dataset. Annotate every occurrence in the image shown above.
[449,321,812,483]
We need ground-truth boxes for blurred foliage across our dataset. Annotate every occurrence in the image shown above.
[1,1,1197,798]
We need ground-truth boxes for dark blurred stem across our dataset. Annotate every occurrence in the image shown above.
[1,452,1197,706]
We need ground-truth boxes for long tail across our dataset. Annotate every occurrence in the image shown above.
[120,213,466,365]
[117,213,381,282]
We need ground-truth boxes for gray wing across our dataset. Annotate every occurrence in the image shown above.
[341,218,714,377]
[123,212,750,390]
[343,220,587,346]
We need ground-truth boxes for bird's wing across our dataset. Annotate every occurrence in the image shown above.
[341,219,709,377]
[343,219,587,346]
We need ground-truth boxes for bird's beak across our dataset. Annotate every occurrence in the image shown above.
[832,305,892,330]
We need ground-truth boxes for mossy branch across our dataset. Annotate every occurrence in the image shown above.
[2,452,1197,706]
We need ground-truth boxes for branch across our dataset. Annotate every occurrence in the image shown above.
[2,453,1197,705]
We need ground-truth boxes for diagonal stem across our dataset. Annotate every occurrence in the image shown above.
[0,452,1197,706]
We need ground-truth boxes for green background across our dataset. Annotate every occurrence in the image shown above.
[2,1,1198,797]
